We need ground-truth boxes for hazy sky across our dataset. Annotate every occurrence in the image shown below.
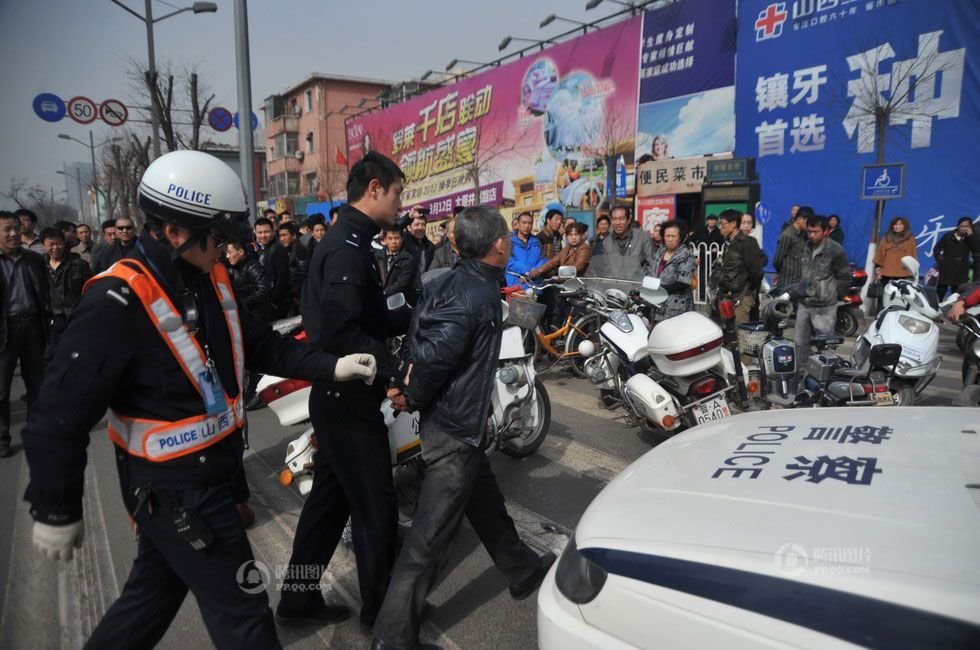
[0,0,622,209]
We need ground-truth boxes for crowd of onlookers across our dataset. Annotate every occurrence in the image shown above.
[2,198,977,455]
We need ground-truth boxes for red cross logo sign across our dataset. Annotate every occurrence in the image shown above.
[755,2,789,42]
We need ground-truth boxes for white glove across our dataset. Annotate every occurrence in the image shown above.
[33,520,85,561]
[334,353,377,385]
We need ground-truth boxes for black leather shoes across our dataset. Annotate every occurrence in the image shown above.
[509,552,557,600]
[275,603,351,626]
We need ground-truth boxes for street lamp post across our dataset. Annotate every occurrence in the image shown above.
[498,36,557,52]
[56,170,88,227]
[233,0,257,224]
[109,1,218,160]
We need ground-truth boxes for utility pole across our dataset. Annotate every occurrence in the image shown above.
[89,130,101,221]
[234,0,257,223]
[144,0,161,159]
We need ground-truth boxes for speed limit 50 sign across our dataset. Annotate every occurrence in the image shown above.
[67,96,98,125]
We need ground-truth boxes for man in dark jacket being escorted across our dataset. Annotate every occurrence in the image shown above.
[373,205,555,650]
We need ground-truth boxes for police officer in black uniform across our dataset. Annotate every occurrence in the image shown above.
[22,150,377,650]
[278,151,410,630]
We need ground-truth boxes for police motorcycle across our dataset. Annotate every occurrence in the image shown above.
[578,276,742,437]
[265,278,551,526]
[853,256,957,406]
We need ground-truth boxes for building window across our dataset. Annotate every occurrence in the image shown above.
[304,88,313,113]
[305,171,318,194]
[305,132,315,153]
[270,172,301,197]
[274,132,299,158]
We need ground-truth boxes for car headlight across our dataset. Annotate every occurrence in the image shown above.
[898,314,931,335]
[555,535,607,604]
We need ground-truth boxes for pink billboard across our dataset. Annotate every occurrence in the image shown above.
[345,17,641,217]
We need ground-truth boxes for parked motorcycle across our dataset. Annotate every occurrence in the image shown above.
[795,334,904,407]
[578,277,741,438]
[956,310,980,406]
[836,267,867,337]
[853,256,956,405]
[737,296,798,407]
[267,289,551,526]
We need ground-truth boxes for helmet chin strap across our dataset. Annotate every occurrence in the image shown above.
[171,228,211,260]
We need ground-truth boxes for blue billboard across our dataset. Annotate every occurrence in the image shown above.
[735,0,980,266]
[636,0,737,162]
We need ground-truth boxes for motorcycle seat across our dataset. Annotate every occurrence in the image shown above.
[811,334,844,349]
[833,368,867,379]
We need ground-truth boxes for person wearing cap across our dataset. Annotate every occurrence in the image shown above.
[21,150,377,649]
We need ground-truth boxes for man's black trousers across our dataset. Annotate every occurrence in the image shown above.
[278,386,397,626]
[86,483,280,650]
[373,424,541,648]
[0,316,45,449]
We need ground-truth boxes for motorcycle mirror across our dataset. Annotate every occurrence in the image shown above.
[562,277,585,292]
[639,287,668,306]
[900,255,920,278]
[557,265,577,279]
[642,276,662,291]
[386,293,408,311]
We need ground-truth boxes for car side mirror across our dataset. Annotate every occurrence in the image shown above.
[900,255,920,278]
[386,293,408,311]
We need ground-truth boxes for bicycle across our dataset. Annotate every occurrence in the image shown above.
[506,271,606,377]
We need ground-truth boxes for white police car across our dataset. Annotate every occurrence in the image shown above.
[538,407,980,648]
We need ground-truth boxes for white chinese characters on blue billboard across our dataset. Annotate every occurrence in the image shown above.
[735,0,979,264]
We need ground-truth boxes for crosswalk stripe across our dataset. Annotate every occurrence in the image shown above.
[545,381,620,421]
[243,448,462,650]
[536,436,628,484]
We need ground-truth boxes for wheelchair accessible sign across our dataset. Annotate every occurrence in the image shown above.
[860,164,905,200]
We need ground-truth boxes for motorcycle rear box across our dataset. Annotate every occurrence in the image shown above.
[647,312,724,376]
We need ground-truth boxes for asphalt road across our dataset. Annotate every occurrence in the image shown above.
[0,328,971,649]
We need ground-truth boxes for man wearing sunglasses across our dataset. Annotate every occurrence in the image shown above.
[92,215,138,274]
[21,150,377,649]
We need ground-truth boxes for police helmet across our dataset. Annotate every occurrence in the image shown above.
[138,150,249,239]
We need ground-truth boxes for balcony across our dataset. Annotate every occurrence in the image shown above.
[266,114,299,138]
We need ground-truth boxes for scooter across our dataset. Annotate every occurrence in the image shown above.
[737,295,798,408]
[579,277,742,438]
[853,256,956,405]
[267,287,551,527]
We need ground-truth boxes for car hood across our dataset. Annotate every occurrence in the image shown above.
[576,407,980,623]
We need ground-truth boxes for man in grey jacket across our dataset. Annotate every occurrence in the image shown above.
[796,214,851,364]
[588,206,654,281]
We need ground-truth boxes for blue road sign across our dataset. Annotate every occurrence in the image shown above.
[209,107,233,132]
[33,93,65,123]
[233,111,259,131]
[861,164,905,200]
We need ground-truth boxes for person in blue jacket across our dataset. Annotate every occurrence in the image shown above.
[505,211,545,288]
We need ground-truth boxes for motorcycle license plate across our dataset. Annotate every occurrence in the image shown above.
[693,396,732,424]
[872,392,896,406]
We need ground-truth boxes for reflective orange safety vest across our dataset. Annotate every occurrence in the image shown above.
[83,259,245,462]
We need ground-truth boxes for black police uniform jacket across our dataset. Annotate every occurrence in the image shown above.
[301,205,410,402]
[22,235,338,525]
[403,258,504,447]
